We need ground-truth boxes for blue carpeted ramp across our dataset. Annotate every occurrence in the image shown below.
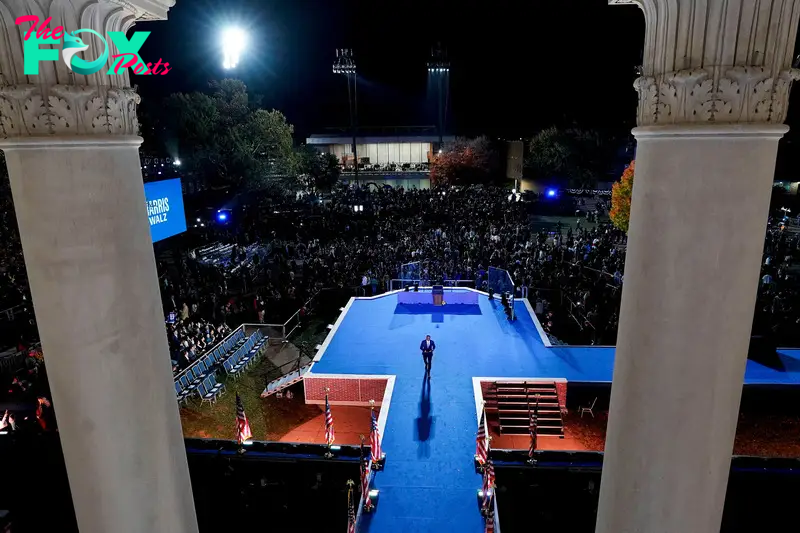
[311,290,800,532]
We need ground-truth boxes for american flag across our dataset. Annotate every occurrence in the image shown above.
[529,412,538,458]
[482,459,495,510]
[325,393,335,446]
[369,408,382,462]
[347,481,357,533]
[235,393,252,444]
[360,440,372,510]
[485,512,495,533]
[476,408,488,465]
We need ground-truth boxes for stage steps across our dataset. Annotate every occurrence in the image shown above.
[260,362,312,398]
[485,381,564,437]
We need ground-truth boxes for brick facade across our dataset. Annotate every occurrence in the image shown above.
[305,376,388,405]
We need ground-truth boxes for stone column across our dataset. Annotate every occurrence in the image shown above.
[597,2,800,533]
[0,2,199,533]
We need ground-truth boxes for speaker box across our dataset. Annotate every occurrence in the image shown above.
[748,335,784,371]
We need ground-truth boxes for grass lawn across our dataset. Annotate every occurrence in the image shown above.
[179,352,320,441]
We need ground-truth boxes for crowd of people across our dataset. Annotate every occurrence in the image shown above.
[168,317,233,373]
[225,187,625,344]
[3,173,800,384]
[753,215,800,346]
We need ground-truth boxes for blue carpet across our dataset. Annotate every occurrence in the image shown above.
[312,291,800,532]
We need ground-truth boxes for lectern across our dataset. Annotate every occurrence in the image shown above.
[432,285,444,306]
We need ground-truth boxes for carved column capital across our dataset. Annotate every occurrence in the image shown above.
[612,0,800,126]
[0,83,141,136]
[0,0,173,139]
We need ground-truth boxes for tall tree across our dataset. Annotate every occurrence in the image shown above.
[430,136,500,186]
[161,79,296,190]
[610,160,635,232]
[526,127,620,188]
[293,145,341,192]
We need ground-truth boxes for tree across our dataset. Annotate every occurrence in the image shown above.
[293,145,340,192]
[610,160,635,232]
[526,127,620,188]
[160,79,296,190]
[430,136,500,186]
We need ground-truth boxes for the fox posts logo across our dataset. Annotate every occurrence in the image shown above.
[16,16,171,76]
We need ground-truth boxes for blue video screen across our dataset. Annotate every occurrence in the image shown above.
[144,178,187,243]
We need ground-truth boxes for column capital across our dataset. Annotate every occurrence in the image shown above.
[611,0,800,126]
[0,0,175,138]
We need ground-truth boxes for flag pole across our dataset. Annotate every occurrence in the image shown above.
[324,387,334,459]
[527,393,539,465]
[346,479,357,533]
[369,398,385,470]
[360,434,375,512]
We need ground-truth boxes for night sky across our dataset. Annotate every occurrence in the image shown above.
[133,0,645,140]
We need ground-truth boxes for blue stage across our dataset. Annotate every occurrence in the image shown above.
[310,290,800,533]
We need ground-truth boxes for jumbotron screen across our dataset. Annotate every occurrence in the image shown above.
[144,178,187,243]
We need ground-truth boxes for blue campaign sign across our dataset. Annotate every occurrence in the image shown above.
[144,178,187,243]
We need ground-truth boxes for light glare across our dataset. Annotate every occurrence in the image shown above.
[222,27,247,69]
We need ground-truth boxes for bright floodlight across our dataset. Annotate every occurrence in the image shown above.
[174,159,181,166]
[222,27,247,69]
[546,189,557,198]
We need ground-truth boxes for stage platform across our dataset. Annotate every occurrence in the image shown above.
[309,289,800,533]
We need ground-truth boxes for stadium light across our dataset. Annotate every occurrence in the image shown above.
[222,27,247,69]
[333,48,356,74]
[427,43,450,73]
[174,159,181,166]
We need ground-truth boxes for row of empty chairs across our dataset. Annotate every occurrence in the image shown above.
[174,328,268,405]
[222,331,268,379]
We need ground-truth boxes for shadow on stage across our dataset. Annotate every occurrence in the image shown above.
[415,375,434,458]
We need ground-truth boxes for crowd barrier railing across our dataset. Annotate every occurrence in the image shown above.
[257,285,361,343]
[0,304,25,322]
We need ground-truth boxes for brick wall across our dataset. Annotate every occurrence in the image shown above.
[556,381,568,412]
[305,376,388,405]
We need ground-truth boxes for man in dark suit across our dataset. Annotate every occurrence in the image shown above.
[420,335,435,376]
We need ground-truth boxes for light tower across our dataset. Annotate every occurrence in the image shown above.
[427,43,450,149]
[333,48,359,185]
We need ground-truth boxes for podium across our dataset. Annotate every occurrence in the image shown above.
[432,285,444,306]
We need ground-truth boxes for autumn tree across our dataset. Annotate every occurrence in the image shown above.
[430,136,500,186]
[610,160,635,232]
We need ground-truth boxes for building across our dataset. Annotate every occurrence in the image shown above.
[506,140,524,187]
[306,127,456,189]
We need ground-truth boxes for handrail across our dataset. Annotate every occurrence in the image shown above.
[0,303,25,322]
[265,355,310,387]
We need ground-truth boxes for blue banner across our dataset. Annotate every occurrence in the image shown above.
[144,178,186,243]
